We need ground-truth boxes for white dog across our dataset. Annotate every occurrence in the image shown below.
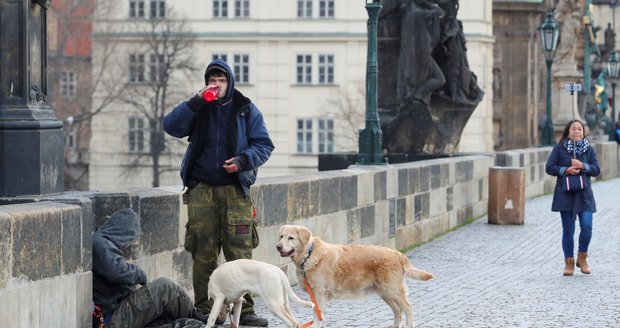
[205,259,315,328]
[276,225,434,328]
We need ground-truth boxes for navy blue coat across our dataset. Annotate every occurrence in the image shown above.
[163,60,274,197]
[545,143,600,213]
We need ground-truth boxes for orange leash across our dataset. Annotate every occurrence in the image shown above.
[300,280,323,328]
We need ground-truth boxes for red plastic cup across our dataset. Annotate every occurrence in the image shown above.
[202,87,219,102]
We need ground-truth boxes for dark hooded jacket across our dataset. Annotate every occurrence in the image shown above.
[163,59,274,197]
[92,208,147,314]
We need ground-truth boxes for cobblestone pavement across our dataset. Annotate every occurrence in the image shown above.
[231,177,620,328]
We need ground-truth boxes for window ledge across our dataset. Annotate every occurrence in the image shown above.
[290,83,339,87]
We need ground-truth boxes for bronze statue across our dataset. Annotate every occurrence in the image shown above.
[378,0,484,155]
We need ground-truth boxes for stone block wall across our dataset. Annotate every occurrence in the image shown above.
[0,201,92,328]
[0,190,192,328]
[250,155,495,275]
[1,144,618,327]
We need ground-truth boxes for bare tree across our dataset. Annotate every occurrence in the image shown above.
[115,8,198,187]
[322,83,366,152]
[49,0,129,190]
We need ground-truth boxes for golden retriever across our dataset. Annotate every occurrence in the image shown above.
[206,259,314,328]
[276,225,433,328]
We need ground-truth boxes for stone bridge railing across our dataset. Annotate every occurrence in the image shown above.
[1,143,617,327]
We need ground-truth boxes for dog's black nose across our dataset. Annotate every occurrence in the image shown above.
[276,244,282,251]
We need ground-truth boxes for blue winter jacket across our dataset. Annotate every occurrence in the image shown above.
[163,60,274,197]
[545,142,600,213]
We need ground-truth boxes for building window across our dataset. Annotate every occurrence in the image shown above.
[150,0,166,18]
[297,119,313,153]
[213,54,228,62]
[211,54,250,83]
[233,54,250,83]
[318,54,334,84]
[297,0,312,18]
[319,0,334,18]
[296,54,335,84]
[129,0,145,18]
[213,0,228,18]
[234,0,249,17]
[129,54,145,83]
[296,118,334,154]
[149,54,165,82]
[296,55,312,84]
[318,119,334,153]
[60,71,76,98]
[129,117,146,153]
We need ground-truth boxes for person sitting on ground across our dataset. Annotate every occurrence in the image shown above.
[92,208,205,328]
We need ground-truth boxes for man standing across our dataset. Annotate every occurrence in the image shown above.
[163,59,274,326]
[92,208,204,328]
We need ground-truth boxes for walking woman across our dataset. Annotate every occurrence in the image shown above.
[545,119,600,276]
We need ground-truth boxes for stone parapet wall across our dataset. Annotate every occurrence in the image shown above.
[0,190,192,327]
[251,155,494,270]
[494,147,555,198]
[1,144,618,327]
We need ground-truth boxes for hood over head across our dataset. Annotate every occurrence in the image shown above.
[96,208,140,248]
[204,59,235,102]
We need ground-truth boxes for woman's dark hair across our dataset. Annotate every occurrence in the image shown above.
[559,119,586,144]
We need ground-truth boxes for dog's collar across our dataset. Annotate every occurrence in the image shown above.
[299,242,314,278]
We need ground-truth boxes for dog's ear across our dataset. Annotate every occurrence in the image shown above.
[297,226,312,246]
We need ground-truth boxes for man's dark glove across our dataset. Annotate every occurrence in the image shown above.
[186,94,207,112]
[232,155,247,170]
[223,155,247,173]
[137,269,148,286]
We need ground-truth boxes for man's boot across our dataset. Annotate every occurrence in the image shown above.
[563,257,574,276]
[239,312,269,327]
[174,318,206,328]
[576,252,591,274]
[192,307,225,326]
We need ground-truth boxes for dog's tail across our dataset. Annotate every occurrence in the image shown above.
[279,271,315,309]
[404,259,434,281]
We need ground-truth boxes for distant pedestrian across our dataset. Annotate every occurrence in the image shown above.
[545,120,600,276]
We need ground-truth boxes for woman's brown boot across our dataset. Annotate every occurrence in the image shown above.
[576,252,591,274]
[563,258,574,276]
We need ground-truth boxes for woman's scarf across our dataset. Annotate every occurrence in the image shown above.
[563,138,590,156]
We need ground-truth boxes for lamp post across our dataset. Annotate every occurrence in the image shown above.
[0,0,65,196]
[538,12,560,146]
[607,51,619,140]
[357,0,386,165]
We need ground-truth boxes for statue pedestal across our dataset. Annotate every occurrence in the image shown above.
[553,69,583,134]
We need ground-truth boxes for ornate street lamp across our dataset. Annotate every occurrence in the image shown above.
[607,51,619,140]
[538,12,560,146]
[357,0,386,165]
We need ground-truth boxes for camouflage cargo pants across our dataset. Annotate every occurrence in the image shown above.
[108,277,194,328]
[184,183,259,315]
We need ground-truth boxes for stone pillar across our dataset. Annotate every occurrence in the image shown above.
[0,0,64,196]
[488,167,525,225]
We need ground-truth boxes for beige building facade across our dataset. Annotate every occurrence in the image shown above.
[89,0,494,191]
